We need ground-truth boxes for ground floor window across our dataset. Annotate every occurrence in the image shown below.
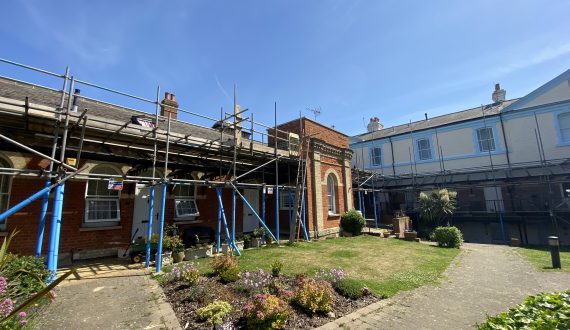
[84,165,121,225]
[0,158,11,231]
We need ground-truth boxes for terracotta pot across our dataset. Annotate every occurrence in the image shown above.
[173,251,185,263]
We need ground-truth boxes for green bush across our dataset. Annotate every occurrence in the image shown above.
[334,278,364,300]
[219,267,240,283]
[211,255,238,275]
[270,260,283,277]
[196,300,232,325]
[293,277,335,314]
[187,285,209,303]
[244,293,290,329]
[340,210,365,235]
[431,226,463,248]
[1,254,49,299]
[477,290,570,329]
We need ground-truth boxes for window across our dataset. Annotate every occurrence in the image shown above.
[558,112,570,143]
[370,147,381,167]
[174,182,199,219]
[476,127,496,152]
[416,138,432,160]
[84,166,121,224]
[279,192,294,210]
[0,158,11,231]
[327,174,337,215]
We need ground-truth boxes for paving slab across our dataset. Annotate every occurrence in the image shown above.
[317,243,570,330]
[33,259,180,330]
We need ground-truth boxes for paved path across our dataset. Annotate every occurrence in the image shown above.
[318,243,570,330]
[34,259,180,330]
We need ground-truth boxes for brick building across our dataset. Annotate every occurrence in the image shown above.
[0,72,353,265]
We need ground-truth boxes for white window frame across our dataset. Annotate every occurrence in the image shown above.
[416,138,432,160]
[558,112,570,143]
[476,127,496,152]
[84,166,121,224]
[327,174,337,215]
[0,158,12,231]
[174,183,199,219]
[370,147,381,167]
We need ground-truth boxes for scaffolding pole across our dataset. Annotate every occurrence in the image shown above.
[145,85,160,268]
[231,182,277,242]
[155,113,171,272]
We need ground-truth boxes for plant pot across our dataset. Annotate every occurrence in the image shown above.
[173,251,185,263]
[243,240,251,249]
[185,245,213,260]
[404,231,418,241]
[383,232,391,238]
[250,237,262,248]
[156,251,172,267]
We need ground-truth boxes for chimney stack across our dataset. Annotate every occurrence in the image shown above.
[492,83,506,103]
[161,92,179,120]
[366,117,384,132]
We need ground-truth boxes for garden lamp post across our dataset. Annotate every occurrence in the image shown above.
[548,236,561,269]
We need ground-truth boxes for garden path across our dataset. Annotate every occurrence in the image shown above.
[318,243,570,330]
[33,259,181,330]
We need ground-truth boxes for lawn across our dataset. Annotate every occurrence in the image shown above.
[517,245,570,272]
[191,235,460,297]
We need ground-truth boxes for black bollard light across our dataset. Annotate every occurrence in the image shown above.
[548,236,561,269]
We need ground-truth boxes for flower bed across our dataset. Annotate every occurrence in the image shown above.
[159,263,380,329]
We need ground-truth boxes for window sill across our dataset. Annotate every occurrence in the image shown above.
[328,213,341,218]
[173,220,202,225]
[79,226,122,232]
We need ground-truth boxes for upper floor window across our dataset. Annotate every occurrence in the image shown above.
[327,174,337,215]
[85,165,121,224]
[558,112,570,143]
[0,158,12,231]
[476,127,496,152]
[370,147,381,167]
[174,181,199,219]
[416,138,432,160]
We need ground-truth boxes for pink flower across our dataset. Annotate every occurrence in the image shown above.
[18,311,27,318]
[0,299,13,317]
[0,277,7,295]
[20,319,28,325]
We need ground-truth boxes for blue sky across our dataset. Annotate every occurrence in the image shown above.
[0,1,569,136]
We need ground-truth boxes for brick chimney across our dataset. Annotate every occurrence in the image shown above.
[161,92,179,119]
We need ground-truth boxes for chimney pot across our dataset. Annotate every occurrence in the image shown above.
[161,91,179,120]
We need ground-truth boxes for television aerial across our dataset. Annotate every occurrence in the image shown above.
[306,106,321,120]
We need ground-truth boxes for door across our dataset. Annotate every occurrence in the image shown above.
[484,186,504,212]
[132,183,163,241]
[242,189,260,233]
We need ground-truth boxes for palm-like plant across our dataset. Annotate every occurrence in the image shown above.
[419,189,457,226]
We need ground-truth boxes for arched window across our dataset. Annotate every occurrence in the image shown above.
[85,165,121,224]
[174,175,199,219]
[0,158,12,231]
[327,174,337,215]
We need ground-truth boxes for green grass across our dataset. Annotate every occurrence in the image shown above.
[517,245,570,272]
[185,236,460,297]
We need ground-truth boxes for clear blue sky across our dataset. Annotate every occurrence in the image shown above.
[1,1,569,136]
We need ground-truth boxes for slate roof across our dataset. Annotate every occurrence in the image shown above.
[353,99,519,142]
[0,76,228,142]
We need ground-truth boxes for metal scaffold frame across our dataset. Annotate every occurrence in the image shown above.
[0,57,310,278]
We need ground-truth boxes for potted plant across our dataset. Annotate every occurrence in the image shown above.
[185,235,214,260]
[243,234,252,249]
[163,234,185,263]
[250,227,264,248]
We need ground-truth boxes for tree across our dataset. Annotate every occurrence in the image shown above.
[418,188,457,226]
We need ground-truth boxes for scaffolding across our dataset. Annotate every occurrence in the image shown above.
[0,57,310,280]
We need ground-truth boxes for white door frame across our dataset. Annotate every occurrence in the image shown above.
[242,189,260,233]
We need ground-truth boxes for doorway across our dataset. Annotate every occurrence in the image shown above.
[242,189,260,233]
[132,183,163,241]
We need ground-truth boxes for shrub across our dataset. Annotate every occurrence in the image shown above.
[219,267,240,284]
[270,260,283,277]
[196,300,232,325]
[1,254,49,300]
[162,262,200,285]
[313,268,345,285]
[187,286,209,303]
[235,269,273,294]
[293,277,334,314]
[267,280,294,302]
[477,290,570,329]
[244,293,290,329]
[334,278,364,300]
[211,255,238,275]
[431,226,463,248]
[340,210,365,235]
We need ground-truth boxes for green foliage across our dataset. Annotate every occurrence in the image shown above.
[0,230,18,271]
[431,226,463,248]
[340,210,365,235]
[252,227,265,238]
[270,260,283,277]
[187,286,209,303]
[334,278,364,300]
[219,267,240,283]
[196,300,232,325]
[419,189,457,226]
[293,277,334,314]
[162,234,185,253]
[1,254,49,300]
[476,290,570,329]
[244,293,290,329]
[211,255,238,276]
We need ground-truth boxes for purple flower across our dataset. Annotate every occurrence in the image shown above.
[0,277,7,295]
[0,298,13,317]
[18,311,27,318]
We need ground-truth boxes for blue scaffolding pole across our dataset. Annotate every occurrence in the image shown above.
[288,190,293,231]
[47,183,64,282]
[155,182,167,272]
[216,187,240,256]
[144,185,155,267]
[301,193,309,240]
[231,183,277,242]
[35,181,51,257]
[232,189,236,247]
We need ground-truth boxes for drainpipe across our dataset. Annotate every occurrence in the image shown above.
[389,137,396,176]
